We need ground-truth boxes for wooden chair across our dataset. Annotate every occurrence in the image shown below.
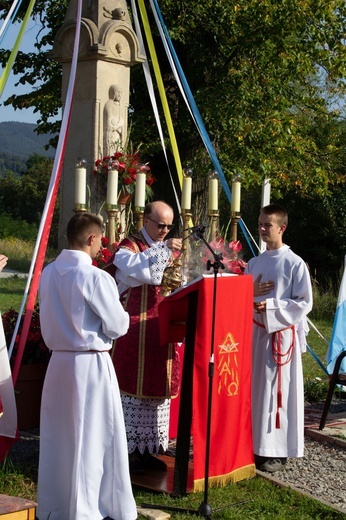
[0,494,37,519]
[319,351,346,430]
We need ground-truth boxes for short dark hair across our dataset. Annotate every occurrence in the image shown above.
[66,212,103,247]
[261,204,288,227]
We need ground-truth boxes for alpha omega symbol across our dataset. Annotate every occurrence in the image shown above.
[217,332,239,397]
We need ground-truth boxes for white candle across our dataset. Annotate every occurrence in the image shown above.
[135,172,146,207]
[75,166,86,206]
[107,169,118,206]
[208,177,218,211]
[231,181,241,213]
[181,177,192,210]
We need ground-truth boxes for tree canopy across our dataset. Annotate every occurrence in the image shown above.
[1,0,345,196]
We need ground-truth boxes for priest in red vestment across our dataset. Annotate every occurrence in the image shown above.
[109,201,183,474]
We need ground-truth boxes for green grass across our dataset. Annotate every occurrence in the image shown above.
[0,459,344,519]
[0,276,28,314]
[134,481,346,519]
[0,458,37,500]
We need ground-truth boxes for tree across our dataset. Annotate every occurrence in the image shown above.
[0,0,68,148]
[0,154,59,246]
[129,0,346,198]
[1,1,346,195]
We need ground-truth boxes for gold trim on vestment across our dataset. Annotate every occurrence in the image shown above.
[166,343,173,395]
[137,284,148,395]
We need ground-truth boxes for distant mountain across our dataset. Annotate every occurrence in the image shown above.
[0,121,55,176]
[0,121,55,158]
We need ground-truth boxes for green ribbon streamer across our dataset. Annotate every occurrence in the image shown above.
[0,0,36,98]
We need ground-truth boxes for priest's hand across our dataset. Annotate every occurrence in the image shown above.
[254,274,275,297]
[166,238,182,252]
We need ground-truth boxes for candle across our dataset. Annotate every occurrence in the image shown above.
[208,173,219,211]
[135,172,146,208]
[107,168,119,206]
[181,177,192,210]
[75,158,86,206]
[231,181,241,213]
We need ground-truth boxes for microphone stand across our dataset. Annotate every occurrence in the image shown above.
[142,227,246,518]
[193,227,224,518]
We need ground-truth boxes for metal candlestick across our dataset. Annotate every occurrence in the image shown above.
[208,210,219,242]
[74,204,87,213]
[106,206,118,245]
[181,210,192,264]
[134,207,144,232]
[231,211,241,242]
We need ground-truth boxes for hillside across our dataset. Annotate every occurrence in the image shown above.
[0,121,55,176]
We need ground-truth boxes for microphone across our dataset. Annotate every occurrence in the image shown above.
[183,222,208,235]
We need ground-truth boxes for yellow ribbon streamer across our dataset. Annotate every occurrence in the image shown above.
[137,0,183,188]
[0,0,36,98]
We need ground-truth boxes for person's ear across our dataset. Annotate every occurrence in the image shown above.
[87,234,95,246]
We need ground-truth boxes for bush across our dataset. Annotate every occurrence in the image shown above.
[0,213,38,241]
[304,377,329,403]
[309,278,338,323]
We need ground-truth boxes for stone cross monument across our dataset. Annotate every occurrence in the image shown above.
[52,0,145,248]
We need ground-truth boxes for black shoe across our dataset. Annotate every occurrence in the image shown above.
[141,454,167,471]
[129,456,145,474]
[254,454,267,469]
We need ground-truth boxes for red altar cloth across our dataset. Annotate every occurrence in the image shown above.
[160,274,255,491]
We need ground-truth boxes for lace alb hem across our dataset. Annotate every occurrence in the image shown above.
[121,394,170,454]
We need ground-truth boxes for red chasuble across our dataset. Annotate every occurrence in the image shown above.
[111,234,180,398]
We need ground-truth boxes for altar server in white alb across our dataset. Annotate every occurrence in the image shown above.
[245,204,312,474]
[37,212,137,520]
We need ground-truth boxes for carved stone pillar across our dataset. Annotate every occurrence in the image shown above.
[53,0,145,248]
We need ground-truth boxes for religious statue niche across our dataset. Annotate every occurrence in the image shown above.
[104,84,125,155]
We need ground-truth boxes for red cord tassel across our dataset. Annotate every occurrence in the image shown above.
[277,390,282,409]
[276,411,280,429]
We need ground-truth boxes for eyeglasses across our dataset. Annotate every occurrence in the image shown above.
[146,216,174,231]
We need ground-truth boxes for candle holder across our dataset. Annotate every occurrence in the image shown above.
[231,211,241,242]
[74,204,87,213]
[208,209,219,242]
[106,206,118,245]
[181,209,192,265]
[134,207,144,232]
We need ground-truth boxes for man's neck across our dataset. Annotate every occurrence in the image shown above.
[266,240,283,251]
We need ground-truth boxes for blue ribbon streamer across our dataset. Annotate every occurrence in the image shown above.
[306,344,328,375]
[151,0,256,256]
[0,0,24,45]
[151,0,230,198]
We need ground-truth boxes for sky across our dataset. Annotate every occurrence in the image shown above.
[0,18,46,124]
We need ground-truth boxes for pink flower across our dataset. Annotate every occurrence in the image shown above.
[229,240,242,253]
